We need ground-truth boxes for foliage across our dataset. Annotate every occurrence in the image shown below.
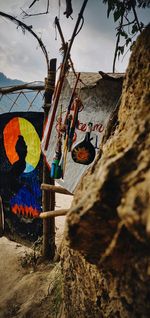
[137,0,150,8]
[20,236,42,270]
[102,0,149,71]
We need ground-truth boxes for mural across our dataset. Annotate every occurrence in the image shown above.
[0,112,43,222]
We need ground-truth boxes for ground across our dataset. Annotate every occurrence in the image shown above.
[0,191,72,318]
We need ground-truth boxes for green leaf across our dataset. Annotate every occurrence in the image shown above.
[118,45,124,55]
[140,21,145,29]
[114,10,121,22]
[120,30,128,39]
[126,38,132,46]
[106,0,115,18]
[132,23,138,34]
[107,6,111,18]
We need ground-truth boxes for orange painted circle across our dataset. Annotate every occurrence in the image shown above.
[3,117,20,164]
[3,117,41,172]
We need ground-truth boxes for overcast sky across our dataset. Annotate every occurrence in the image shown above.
[0,0,149,82]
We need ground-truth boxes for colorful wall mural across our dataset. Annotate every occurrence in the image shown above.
[0,112,43,222]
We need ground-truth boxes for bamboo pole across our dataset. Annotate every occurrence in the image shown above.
[42,58,56,260]
[41,184,73,196]
[40,209,69,219]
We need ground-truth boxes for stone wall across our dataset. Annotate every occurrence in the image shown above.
[61,25,150,318]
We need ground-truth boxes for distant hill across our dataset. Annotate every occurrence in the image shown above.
[0,72,25,87]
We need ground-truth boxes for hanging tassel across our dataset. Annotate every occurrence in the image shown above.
[50,136,63,179]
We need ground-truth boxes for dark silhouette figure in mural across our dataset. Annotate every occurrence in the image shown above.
[11,135,27,178]
[0,135,27,199]
[10,135,27,193]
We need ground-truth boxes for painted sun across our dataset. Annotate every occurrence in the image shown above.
[74,147,89,162]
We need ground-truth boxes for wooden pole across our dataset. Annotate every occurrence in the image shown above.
[42,58,57,260]
[40,209,69,219]
[41,184,73,196]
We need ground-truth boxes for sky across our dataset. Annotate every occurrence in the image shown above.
[0,0,149,82]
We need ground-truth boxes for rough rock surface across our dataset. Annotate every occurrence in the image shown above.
[61,25,150,318]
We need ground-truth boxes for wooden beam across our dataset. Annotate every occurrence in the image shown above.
[39,209,69,219]
[41,183,73,196]
[0,84,44,95]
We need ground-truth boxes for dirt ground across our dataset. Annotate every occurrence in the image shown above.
[0,192,73,318]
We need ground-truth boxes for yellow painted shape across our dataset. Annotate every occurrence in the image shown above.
[19,118,41,169]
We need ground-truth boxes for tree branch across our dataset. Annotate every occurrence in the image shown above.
[131,4,142,32]
[0,11,49,72]
[113,14,124,73]
[21,9,49,18]
[29,0,39,9]
[0,83,44,95]
[21,0,49,18]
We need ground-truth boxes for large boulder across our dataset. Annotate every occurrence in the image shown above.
[61,25,150,318]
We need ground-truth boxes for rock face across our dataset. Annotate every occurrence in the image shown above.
[61,25,150,317]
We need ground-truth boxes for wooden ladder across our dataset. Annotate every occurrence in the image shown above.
[40,183,73,219]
